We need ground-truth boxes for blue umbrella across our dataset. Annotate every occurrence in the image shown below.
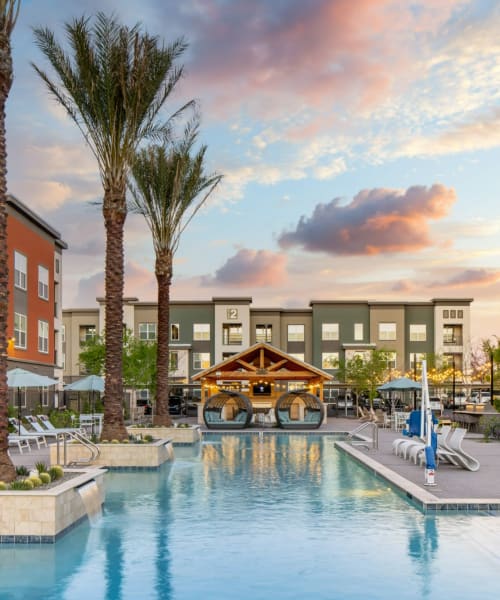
[377,377,421,391]
[65,375,104,392]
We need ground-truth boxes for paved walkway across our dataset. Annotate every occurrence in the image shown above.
[8,416,500,508]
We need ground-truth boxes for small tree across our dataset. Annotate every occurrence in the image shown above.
[338,349,391,409]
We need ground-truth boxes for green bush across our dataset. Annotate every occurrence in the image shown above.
[0,481,7,490]
[29,476,43,488]
[9,479,34,490]
[48,465,64,480]
[39,472,51,484]
[493,398,500,412]
[48,409,77,428]
[16,465,29,476]
[35,462,48,474]
[480,415,500,441]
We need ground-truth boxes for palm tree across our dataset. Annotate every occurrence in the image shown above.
[32,13,192,440]
[0,0,20,482]
[129,122,222,425]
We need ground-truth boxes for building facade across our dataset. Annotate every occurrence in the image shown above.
[6,195,67,409]
[62,296,473,402]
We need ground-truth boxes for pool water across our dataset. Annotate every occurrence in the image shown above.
[1,433,500,599]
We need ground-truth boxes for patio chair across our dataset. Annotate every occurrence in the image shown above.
[8,417,48,449]
[8,434,31,454]
[446,427,480,471]
[34,414,82,434]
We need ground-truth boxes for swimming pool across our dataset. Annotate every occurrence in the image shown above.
[1,433,499,599]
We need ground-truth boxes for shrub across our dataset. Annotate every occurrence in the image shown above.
[16,465,29,476]
[29,476,43,488]
[9,479,34,491]
[48,465,64,480]
[121,438,130,444]
[0,481,7,491]
[144,434,154,443]
[39,472,51,484]
[480,415,500,441]
[35,462,48,474]
[111,439,120,444]
[494,398,500,412]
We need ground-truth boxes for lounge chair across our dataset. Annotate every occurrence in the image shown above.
[32,414,82,434]
[446,427,480,471]
[8,434,31,454]
[8,417,49,449]
[358,406,371,422]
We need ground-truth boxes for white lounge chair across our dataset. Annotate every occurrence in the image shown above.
[8,434,31,454]
[8,418,48,449]
[446,427,480,471]
[32,414,81,434]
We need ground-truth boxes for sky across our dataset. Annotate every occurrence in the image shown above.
[6,0,500,346]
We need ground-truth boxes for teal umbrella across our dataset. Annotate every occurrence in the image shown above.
[377,377,421,391]
[65,375,104,392]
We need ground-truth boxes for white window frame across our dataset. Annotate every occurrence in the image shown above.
[379,322,396,341]
[354,323,363,341]
[222,323,243,345]
[170,323,180,341]
[410,352,426,370]
[38,265,49,300]
[322,352,339,369]
[14,312,27,349]
[193,323,210,341]
[255,324,272,343]
[14,251,27,290]
[385,351,397,370]
[139,322,157,341]
[38,320,49,354]
[322,323,339,341]
[169,351,179,371]
[409,324,426,342]
[193,352,211,370]
[287,324,304,342]
[41,386,49,407]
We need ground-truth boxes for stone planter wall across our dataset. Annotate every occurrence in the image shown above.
[127,425,201,444]
[49,438,174,468]
[0,468,106,543]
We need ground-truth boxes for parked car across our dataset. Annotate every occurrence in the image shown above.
[443,392,467,408]
[168,395,184,415]
[470,391,491,404]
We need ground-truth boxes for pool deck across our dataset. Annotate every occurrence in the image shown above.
[8,416,500,511]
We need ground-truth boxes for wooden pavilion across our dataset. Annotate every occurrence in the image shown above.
[192,343,333,425]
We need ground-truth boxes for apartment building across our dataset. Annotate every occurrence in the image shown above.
[6,195,67,409]
[62,296,473,399]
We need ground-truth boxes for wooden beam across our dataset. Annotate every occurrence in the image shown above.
[236,359,258,371]
[267,359,287,371]
[260,348,264,369]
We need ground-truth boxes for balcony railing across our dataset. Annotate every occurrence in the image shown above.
[443,336,463,345]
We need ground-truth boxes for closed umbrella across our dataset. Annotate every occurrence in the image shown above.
[7,368,59,434]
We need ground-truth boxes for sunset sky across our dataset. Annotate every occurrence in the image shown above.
[7,0,500,346]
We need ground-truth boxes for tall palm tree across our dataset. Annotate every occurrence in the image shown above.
[0,0,20,482]
[32,13,192,440]
[129,122,222,425]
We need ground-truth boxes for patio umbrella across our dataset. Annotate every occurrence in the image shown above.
[7,368,59,434]
[65,375,105,437]
[378,377,422,412]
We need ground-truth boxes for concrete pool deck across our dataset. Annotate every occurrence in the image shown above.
[8,416,500,510]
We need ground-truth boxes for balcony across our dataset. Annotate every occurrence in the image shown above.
[443,336,463,346]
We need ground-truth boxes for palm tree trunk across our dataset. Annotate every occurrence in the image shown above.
[153,250,173,427]
[0,23,17,482]
[100,190,128,441]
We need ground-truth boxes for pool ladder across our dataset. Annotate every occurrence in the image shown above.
[346,421,378,451]
[55,431,101,466]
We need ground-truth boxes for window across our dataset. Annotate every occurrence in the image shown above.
[41,387,49,407]
[79,325,96,345]
[14,312,27,349]
[443,310,449,319]
[222,323,243,345]
[443,325,462,345]
[354,323,363,341]
[169,351,179,371]
[288,381,306,392]
[193,323,210,341]
[139,322,157,341]
[450,310,456,318]
[322,352,339,369]
[38,320,49,353]
[55,257,60,274]
[287,324,304,342]
[256,324,272,343]
[385,351,397,370]
[170,323,180,341]
[193,352,210,370]
[289,353,305,362]
[61,324,65,343]
[136,389,150,407]
[379,322,396,341]
[322,323,339,341]
[38,265,49,300]
[14,251,27,290]
[409,324,426,342]
[410,352,426,370]
[457,310,463,319]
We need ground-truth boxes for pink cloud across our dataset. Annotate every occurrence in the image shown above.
[278,184,456,255]
[430,269,500,289]
[202,248,287,287]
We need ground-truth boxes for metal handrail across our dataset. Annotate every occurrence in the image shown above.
[347,421,379,450]
[55,431,100,467]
